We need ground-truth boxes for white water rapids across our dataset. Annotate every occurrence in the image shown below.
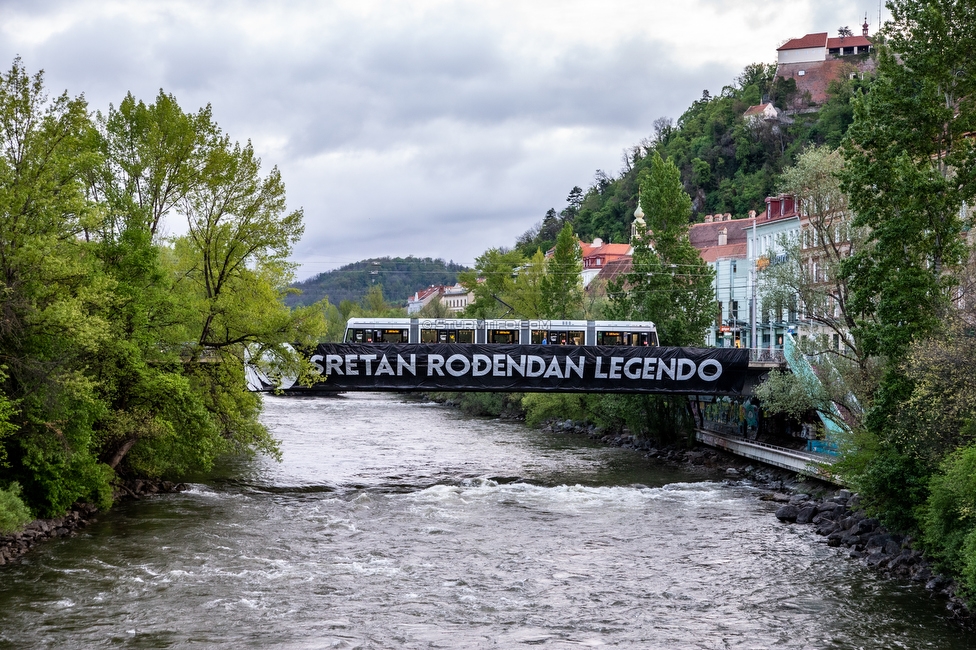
[0,393,969,648]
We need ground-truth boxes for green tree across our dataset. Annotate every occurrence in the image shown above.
[0,59,116,515]
[170,134,324,453]
[460,248,523,318]
[922,442,976,596]
[835,0,976,535]
[757,146,877,429]
[510,249,547,318]
[609,152,714,346]
[841,0,976,361]
[95,90,211,238]
[541,223,583,319]
[601,153,715,446]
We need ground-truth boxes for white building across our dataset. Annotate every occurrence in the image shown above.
[749,195,803,350]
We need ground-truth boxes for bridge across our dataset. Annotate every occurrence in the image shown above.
[250,342,844,480]
[253,343,782,396]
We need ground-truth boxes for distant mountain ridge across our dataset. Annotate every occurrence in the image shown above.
[287,256,469,308]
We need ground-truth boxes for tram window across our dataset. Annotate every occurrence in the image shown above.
[383,329,407,343]
[421,329,437,343]
[531,330,548,344]
[597,331,622,346]
[567,331,583,345]
[457,329,474,343]
[489,330,515,344]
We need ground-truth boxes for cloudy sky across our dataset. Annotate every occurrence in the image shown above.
[0,0,873,279]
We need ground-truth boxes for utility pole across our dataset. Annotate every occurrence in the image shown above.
[751,217,757,351]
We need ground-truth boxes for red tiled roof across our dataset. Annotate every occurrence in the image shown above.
[698,243,748,264]
[826,35,871,49]
[579,241,631,259]
[586,258,632,294]
[688,218,754,250]
[777,32,828,51]
[743,103,773,117]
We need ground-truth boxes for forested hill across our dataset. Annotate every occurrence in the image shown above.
[287,257,469,308]
[516,62,869,255]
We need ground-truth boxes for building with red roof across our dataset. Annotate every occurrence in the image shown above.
[775,19,875,106]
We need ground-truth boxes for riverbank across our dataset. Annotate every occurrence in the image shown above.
[0,479,187,566]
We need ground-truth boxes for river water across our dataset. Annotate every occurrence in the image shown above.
[0,393,972,648]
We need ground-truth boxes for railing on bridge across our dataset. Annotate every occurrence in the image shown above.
[746,347,786,365]
[696,429,841,483]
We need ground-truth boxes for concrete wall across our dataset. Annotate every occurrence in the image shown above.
[778,47,825,64]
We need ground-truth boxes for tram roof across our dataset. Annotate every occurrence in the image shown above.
[346,317,657,331]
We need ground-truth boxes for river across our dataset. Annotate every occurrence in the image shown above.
[0,393,971,648]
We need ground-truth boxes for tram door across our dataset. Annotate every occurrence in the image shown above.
[487,329,516,344]
[420,328,474,343]
[626,332,653,346]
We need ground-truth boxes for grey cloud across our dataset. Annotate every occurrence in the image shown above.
[0,1,816,280]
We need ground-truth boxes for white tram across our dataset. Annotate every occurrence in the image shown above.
[343,318,659,347]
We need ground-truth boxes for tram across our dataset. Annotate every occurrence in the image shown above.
[342,318,659,347]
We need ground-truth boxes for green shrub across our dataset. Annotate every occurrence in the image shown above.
[922,444,976,591]
[590,394,694,445]
[426,392,524,418]
[854,443,930,533]
[0,483,32,533]
[522,393,588,428]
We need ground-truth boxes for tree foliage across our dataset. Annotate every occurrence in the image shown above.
[841,0,976,361]
[541,222,583,319]
[288,257,467,309]
[0,59,324,519]
[833,0,976,549]
[608,152,715,346]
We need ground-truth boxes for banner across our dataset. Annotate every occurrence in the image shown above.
[278,343,750,395]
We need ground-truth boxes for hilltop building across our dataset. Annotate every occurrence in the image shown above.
[775,18,875,106]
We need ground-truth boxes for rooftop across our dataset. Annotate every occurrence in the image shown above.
[777,32,829,51]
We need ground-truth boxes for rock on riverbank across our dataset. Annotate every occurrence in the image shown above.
[0,479,188,566]
[772,489,971,620]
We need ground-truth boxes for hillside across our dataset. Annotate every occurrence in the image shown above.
[287,256,469,308]
[516,62,870,255]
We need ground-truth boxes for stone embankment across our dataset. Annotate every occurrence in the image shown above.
[544,418,972,622]
[772,491,971,619]
[0,479,187,566]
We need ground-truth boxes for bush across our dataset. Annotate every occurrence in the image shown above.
[853,443,930,533]
[0,483,32,533]
[522,393,589,428]
[590,394,694,445]
[425,392,525,418]
[922,444,976,593]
